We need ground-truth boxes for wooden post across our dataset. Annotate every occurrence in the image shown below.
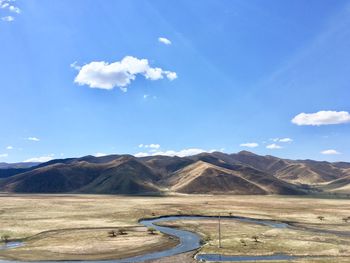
[218,213,222,248]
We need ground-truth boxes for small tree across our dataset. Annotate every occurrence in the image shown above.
[317,216,325,221]
[229,212,233,217]
[342,217,349,223]
[1,235,10,243]
[147,227,157,235]
[118,228,127,235]
[108,230,117,237]
[240,239,247,246]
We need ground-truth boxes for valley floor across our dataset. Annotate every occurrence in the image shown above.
[0,194,349,262]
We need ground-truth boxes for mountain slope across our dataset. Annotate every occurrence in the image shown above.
[166,161,302,195]
[229,151,349,185]
[0,151,349,195]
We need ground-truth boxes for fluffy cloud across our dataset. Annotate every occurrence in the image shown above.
[28,137,40,141]
[158,37,172,45]
[321,149,340,155]
[266,143,282,149]
[73,56,177,92]
[6,146,13,150]
[292,111,350,126]
[240,142,259,148]
[135,148,215,158]
[24,155,54,163]
[0,153,8,158]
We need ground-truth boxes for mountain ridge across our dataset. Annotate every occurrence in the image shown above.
[0,151,349,195]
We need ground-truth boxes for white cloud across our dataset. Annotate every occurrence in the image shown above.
[24,155,54,163]
[28,137,40,141]
[1,15,14,22]
[158,37,172,45]
[0,153,8,158]
[143,94,157,100]
[94,152,108,157]
[6,146,13,150]
[271,137,293,143]
[134,152,149,157]
[1,2,9,9]
[266,143,282,149]
[321,149,340,155]
[279,138,293,143]
[8,5,20,13]
[240,142,259,148]
[135,148,215,158]
[1,1,20,22]
[148,144,160,149]
[165,71,177,80]
[292,111,350,126]
[139,144,161,149]
[70,61,81,70]
[73,56,177,92]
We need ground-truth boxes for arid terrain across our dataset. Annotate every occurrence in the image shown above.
[0,194,349,262]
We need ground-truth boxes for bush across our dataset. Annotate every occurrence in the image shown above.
[1,235,10,243]
[118,228,127,235]
[147,227,157,235]
[108,230,117,237]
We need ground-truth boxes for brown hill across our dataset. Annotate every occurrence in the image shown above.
[0,156,160,194]
[229,151,348,185]
[319,175,350,194]
[0,151,349,195]
[166,161,302,195]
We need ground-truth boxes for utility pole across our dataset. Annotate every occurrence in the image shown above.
[218,213,222,248]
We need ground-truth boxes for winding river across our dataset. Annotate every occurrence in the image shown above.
[0,215,346,262]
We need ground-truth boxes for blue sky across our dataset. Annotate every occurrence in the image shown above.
[1,0,350,163]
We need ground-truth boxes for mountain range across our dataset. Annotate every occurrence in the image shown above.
[0,151,349,195]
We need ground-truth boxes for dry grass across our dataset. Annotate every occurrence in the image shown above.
[0,194,350,261]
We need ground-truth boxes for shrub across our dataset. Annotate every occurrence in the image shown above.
[147,227,157,235]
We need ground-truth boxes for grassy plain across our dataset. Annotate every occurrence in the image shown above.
[0,194,350,262]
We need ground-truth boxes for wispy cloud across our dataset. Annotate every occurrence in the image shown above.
[143,94,157,100]
[321,149,340,155]
[73,56,177,92]
[271,137,293,143]
[1,15,14,22]
[0,153,8,158]
[28,137,40,141]
[158,37,172,45]
[266,143,282,149]
[6,146,13,150]
[240,142,259,148]
[138,144,160,149]
[292,111,350,126]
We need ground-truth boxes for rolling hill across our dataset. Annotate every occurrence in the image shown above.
[0,151,349,195]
